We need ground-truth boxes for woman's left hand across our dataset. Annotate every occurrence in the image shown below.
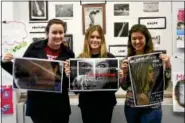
[159,54,171,69]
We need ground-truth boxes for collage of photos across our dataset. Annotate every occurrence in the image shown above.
[69,58,119,91]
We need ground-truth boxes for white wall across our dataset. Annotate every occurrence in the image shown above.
[0,2,17,123]
[12,1,178,57]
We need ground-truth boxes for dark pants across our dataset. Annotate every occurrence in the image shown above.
[80,106,114,123]
[30,114,69,123]
[124,105,162,123]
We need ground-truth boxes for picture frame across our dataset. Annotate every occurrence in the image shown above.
[29,1,48,21]
[64,34,73,50]
[138,17,166,29]
[55,3,73,19]
[143,2,159,12]
[29,22,47,33]
[29,32,46,42]
[82,4,106,34]
[109,45,127,57]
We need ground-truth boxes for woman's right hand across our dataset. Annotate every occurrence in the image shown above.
[63,60,70,78]
[2,53,14,63]
[121,59,129,74]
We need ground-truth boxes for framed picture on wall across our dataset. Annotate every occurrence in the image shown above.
[114,4,129,16]
[29,22,47,33]
[55,4,73,19]
[114,22,129,37]
[64,34,73,50]
[29,32,46,42]
[109,45,127,57]
[143,2,159,12]
[29,1,48,21]
[138,17,166,29]
[82,4,106,34]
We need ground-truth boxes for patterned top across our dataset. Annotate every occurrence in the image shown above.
[120,68,171,108]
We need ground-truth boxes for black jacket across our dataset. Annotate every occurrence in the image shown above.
[78,53,117,108]
[1,39,75,117]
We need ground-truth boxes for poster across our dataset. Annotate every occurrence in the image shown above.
[0,85,13,115]
[176,8,184,48]
[69,58,119,91]
[128,52,165,107]
[13,57,63,93]
[172,72,184,112]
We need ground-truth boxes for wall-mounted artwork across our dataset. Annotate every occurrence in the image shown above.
[172,72,185,112]
[114,22,129,37]
[29,32,46,42]
[29,1,48,21]
[114,4,129,16]
[55,4,73,19]
[109,45,127,57]
[138,17,166,29]
[29,22,47,33]
[64,34,73,50]
[82,4,106,34]
[143,2,159,12]
[152,35,160,48]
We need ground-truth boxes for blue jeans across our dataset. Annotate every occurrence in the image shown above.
[124,105,162,123]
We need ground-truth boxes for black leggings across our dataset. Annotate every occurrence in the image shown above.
[80,106,114,123]
[30,114,69,123]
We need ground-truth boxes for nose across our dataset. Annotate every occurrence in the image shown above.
[56,33,61,38]
[135,39,140,43]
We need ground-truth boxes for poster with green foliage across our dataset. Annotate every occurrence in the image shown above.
[128,52,165,107]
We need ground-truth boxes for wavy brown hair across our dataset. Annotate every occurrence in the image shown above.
[127,24,154,56]
[79,25,107,58]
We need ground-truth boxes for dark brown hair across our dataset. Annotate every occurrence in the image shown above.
[45,19,66,34]
[127,24,154,56]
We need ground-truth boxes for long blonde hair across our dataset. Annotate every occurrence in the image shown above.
[79,25,107,58]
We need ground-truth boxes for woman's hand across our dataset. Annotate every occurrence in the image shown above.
[63,60,70,78]
[121,59,129,74]
[2,53,14,63]
[119,59,129,84]
[159,54,171,69]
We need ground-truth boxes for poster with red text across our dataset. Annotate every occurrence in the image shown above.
[176,8,184,48]
[69,58,119,91]
[0,85,13,114]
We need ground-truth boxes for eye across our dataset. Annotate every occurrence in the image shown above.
[96,63,106,68]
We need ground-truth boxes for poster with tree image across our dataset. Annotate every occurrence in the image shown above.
[128,52,165,107]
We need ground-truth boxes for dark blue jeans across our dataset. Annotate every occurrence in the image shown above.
[124,105,162,123]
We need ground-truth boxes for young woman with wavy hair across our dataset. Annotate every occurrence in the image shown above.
[119,24,171,123]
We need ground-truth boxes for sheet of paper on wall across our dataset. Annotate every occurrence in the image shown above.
[1,21,30,57]
[150,30,161,49]
[13,57,63,93]
[176,8,184,48]
[128,52,165,107]
[69,58,119,92]
[172,72,185,112]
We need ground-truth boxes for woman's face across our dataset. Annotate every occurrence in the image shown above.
[47,24,65,47]
[95,60,109,75]
[88,30,102,50]
[131,32,146,52]
[148,67,154,82]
